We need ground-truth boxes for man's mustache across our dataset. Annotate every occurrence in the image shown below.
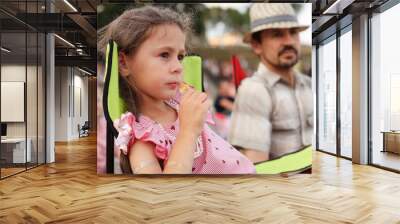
[278,46,298,57]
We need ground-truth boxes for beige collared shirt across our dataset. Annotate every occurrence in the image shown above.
[228,63,313,159]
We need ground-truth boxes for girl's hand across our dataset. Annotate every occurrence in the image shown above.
[179,88,211,138]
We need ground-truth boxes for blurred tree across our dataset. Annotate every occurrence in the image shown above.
[97,3,207,37]
[97,3,250,41]
[97,3,308,50]
[202,7,250,34]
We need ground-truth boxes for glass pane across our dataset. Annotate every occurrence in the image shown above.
[38,32,45,165]
[27,31,38,169]
[318,38,337,154]
[0,1,46,178]
[340,29,352,158]
[371,4,400,171]
[1,30,27,177]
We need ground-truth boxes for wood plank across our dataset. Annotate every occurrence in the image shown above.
[0,134,399,223]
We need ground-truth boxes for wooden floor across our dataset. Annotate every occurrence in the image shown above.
[1,135,400,223]
[1,167,26,178]
[1,163,44,178]
[373,150,400,171]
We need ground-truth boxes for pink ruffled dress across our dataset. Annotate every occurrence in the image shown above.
[113,94,256,174]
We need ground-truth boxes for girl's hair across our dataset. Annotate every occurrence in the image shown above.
[98,5,192,116]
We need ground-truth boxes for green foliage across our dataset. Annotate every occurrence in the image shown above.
[202,6,249,34]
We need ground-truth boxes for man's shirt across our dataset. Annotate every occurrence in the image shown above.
[229,63,313,159]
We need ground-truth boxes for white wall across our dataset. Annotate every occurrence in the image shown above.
[72,72,89,138]
[54,67,89,141]
[1,65,25,81]
[55,67,69,141]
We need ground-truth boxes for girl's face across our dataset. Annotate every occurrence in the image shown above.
[120,24,186,101]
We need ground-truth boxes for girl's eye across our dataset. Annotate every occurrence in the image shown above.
[178,54,184,61]
[160,52,169,58]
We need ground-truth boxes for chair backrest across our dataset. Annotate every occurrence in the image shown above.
[102,41,204,173]
[82,121,90,129]
[254,145,313,174]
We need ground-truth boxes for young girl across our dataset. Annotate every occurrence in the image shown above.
[99,6,255,174]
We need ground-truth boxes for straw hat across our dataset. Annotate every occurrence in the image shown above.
[243,3,309,43]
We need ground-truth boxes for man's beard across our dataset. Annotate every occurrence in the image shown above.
[276,46,299,69]
[277,56,298,69]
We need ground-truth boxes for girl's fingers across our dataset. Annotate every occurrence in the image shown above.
[181,88,194,101]
[184,90,200,103]
[204,99,211,108]
[191,92,207,103]
[201,99,211,113]
[181,90,209,113]
[199,93,208,103]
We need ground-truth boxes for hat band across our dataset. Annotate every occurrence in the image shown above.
[251,15,298,29]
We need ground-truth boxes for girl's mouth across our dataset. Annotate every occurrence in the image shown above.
[166,82,179,89]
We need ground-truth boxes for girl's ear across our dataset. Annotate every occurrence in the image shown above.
[119,52,130,77]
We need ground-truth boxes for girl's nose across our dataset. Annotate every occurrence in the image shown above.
[171,58,183,75]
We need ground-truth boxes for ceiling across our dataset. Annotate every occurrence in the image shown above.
[0,0,97,73]
[310,0,391,44]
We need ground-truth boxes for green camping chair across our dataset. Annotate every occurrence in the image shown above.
[254,145,312,174]
[102,41,312,174]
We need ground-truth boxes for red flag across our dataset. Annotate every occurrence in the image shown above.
[231,55,247,89]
